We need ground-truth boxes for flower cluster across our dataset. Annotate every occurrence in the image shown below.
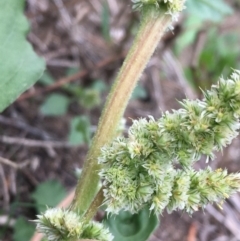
[99,70,240,215]
[81,221,114,241]
[35,208,113,241]
[132,0,186,21]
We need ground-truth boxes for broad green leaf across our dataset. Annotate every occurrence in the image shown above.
[40,93,69,116]
[13,217,35,241]
[68,116,91,145]
[31,180,66,213]
[104,207,159,241]
[0,0,45,112]
[187,0,233,22]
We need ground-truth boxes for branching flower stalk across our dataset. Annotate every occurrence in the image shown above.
[99,70,240,215]
[70,0,186,215]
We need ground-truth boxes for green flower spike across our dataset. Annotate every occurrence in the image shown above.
[35,208,113,241]
[99,70,240,215]
[185,167,240,213]
[36,208,83,241]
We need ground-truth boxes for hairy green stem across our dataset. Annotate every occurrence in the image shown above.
[70,8,171,215]
[83,187,104,222]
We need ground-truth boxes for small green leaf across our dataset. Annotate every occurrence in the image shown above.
[31,180,66,213]
[68,116,91,145]
[13,217,35,241]
[104,207,159,241]
[40,93,69,116]
[0,0,45,112]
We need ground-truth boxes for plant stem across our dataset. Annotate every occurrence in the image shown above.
[83,187,104,222]
[70,7,171,215]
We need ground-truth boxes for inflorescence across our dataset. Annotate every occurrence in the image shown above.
[99,70,240,215]
[35,208,113,241]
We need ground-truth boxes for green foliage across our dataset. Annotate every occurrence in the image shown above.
[68,116,91,145]
[13,217,35,241]
[38,71,105,146]
[31,180,66,213]
[186,0,233,22]
[175,0,238,89]
[63,79,106,110]
[176,0,233,54]
[182,29,240,89]
[40,69,107,111]
[104,207,158,241]
[198,30,239,78]
[39,69,103,115]
[40,94,70,116]
[0,0,45,112]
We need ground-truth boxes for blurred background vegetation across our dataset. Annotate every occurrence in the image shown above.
[0,0,240,240]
